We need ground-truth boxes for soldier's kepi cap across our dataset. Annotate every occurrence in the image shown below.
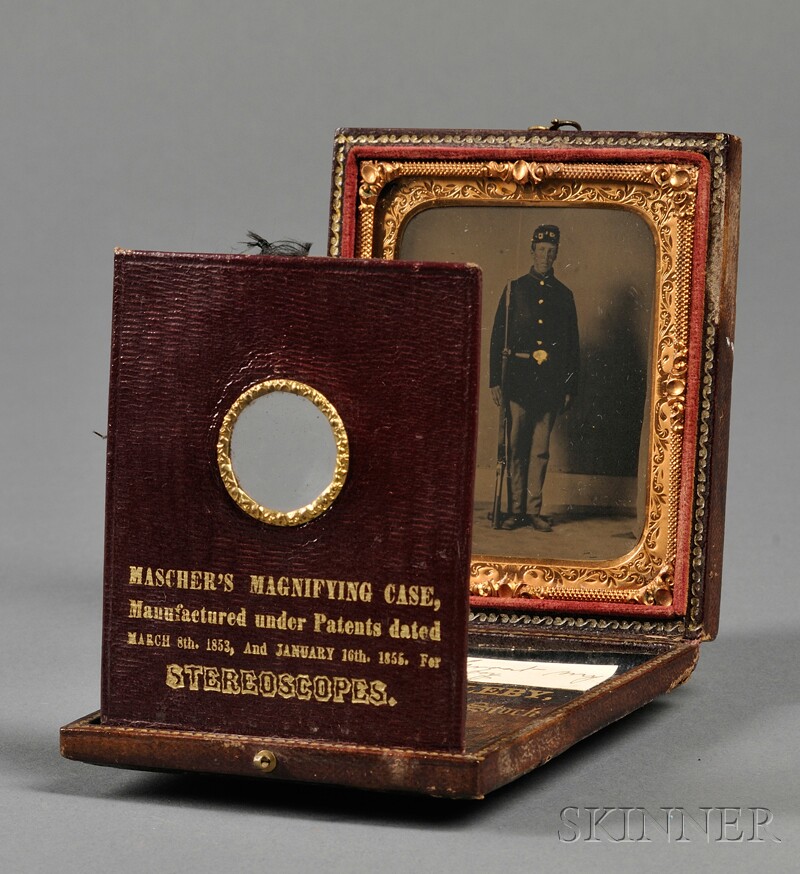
[531,224,560,246]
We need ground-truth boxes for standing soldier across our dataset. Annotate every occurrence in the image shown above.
[489,225,580,531]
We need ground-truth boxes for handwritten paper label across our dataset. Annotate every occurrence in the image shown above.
[467,657,618,691]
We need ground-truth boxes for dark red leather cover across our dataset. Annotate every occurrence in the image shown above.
[101,251,481,751]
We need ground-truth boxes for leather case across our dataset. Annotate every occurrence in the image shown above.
[61,127,741,798]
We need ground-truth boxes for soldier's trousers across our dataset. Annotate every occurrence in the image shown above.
[507,401,557,516]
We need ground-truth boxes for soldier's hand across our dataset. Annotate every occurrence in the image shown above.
[491,385,503,406]
[563,394,574,412]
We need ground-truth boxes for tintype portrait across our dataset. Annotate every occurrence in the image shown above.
[399,205,655,563]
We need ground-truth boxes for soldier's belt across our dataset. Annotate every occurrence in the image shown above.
[514,350,549,365]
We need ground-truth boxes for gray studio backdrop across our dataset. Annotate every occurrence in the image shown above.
[1,2,798,873]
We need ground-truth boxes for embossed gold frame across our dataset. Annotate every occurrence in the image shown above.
[217,379,349,526]
[329,132,724,618]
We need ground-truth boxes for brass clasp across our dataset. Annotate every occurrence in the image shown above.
[528,119,583,131]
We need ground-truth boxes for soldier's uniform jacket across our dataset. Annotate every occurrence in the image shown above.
[489,270,580,409]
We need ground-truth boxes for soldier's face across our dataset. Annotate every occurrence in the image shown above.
[532,242,558,275]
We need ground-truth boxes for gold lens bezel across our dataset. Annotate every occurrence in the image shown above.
[217,379,349,526]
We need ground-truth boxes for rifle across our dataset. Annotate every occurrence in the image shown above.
[491,282,512,529]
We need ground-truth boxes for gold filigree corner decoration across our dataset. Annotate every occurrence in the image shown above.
[643,566,675,607]
[359,161,401,206]
[217,379,349,527]
[652,163,696,190]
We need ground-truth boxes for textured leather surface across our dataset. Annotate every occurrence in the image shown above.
[102,251,481,750]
